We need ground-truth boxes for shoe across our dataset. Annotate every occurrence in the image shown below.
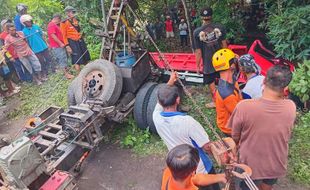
[65,73,74,79]
[15,86,21,90]
[205,102,216,109]
[41,77,48,82]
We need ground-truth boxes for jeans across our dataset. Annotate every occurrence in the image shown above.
[36,49,54,75]
[51,48,68,69]
[180,35,188,46]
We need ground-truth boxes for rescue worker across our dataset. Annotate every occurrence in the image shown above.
[212,49,241,136]
[193,7,227,108]
[14,3,28,31]
[21,14,52,80]
[60,6,90,72]
[153,72,221,190]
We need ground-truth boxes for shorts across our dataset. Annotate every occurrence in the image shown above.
[19,53,42,73]
[166,31,175,38]
[68,38,91,65]
[203,72,220,85]
[240,178,278,190]
[51,48,68,69]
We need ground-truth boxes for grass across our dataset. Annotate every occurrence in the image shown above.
[7,72,71,119]
[5,74,310,186]
[288,112,310,186]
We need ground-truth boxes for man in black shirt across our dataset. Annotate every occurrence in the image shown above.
[193,7,227,108]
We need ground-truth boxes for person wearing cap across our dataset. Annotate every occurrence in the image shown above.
[165,16,174,39]
[21,14,52,80]
[193,7,227,108]
[239,54,264,99]
[178,18,188,47]
[212,49,241,136]
[5,23,43,85]
[48,14,74,79]
[0,19,32,82]
[60,6,90,72]
[14,3,28,31]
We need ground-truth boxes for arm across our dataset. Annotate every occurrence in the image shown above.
[51,34,65,47]
[222,40,227,48]
[195,49,202,74]
[192,173,226,186]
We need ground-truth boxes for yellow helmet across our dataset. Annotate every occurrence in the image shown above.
[212,49,236,72]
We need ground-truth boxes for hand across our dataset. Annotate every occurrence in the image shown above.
[167,71,178,86]
[59,43,65,48]
[219,173,227,184]
[10,58,15,62]
[66,46,73,55]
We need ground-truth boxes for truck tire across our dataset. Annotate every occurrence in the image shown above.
[133,82,157,130]
[146,83,165,134]
[67,76,82,106]
[74,59,123,105]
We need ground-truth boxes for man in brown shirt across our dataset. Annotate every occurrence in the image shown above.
[227,65,296,190]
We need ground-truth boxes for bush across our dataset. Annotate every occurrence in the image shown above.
[289,60,310,102]
[289,112,310,186]
[264,5,310,61]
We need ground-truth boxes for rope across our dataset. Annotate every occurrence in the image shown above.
[127,4,227,147]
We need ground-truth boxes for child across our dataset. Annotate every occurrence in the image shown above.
[161,144,226,190]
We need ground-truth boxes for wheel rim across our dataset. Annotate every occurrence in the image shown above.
[84,71,105,98]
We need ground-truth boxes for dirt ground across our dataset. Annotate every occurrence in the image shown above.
[0,96,308,190]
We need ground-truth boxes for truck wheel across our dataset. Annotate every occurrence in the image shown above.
[75,59,123,105]
[146,84,165,134]
[67,76,81,106]
[133,82,158,130]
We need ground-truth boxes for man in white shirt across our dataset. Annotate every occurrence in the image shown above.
[178,19,188,47]
[153,72,220,190]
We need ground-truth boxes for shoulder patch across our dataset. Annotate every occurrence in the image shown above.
[218,79,235,99]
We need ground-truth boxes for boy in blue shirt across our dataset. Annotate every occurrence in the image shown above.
[21,15,53,80]
[14,4,27,31]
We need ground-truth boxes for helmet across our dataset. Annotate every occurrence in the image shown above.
[20,14,33,25]
[16,3,28,13]
[212,49,236,72]
[64,6,76,12]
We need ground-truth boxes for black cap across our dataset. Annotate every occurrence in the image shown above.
[200,7,213,17]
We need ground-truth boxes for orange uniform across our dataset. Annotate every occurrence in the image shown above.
[215,79,242,135]
[161,168,198,190]
[60,18,81,45]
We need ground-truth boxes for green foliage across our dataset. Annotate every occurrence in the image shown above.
[112,116,166,156]
[7,72,71,119]
[263,5,310,61]
[288,112,310,186]
[289,60,310,102]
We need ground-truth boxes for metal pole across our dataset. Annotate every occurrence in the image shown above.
[100,0,108,58]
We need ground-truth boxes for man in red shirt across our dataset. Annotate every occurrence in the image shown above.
[47,14,73,79]
[165,16,174,38]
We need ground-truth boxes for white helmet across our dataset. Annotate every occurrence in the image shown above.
[20,14,33,25]
[16,3,28,13]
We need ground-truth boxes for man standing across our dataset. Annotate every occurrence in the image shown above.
[5,24,42,85]
[165,16,174,39]
[193,7,227,108]
[178,19,188,47]
[48,14,73,79]
[0,19,32,82]
[60,6,90,72]
[212,49,241,136]
[153,72,220,190]
[154,18,164,40]
[227,65,296,190]
[21,14,51,80]
[14,3,28,31]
